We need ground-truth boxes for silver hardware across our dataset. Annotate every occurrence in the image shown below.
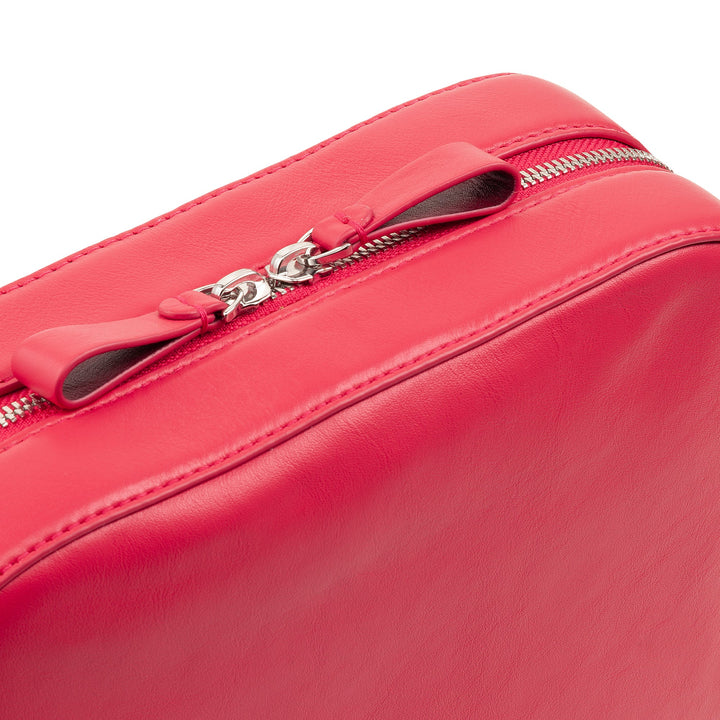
[265,242,321,284]
[265,222,357,283]
[296,228,314,244]
[318,229,420,271]
[2,145,669,429]
[197,268,273,322]
[0,393,48,428]
[519,147,669,189]
[302,242,354,268]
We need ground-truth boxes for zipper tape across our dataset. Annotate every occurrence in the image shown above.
[11,291,228,409]
[310,142,518,251]
[10,144,519,410]
[6,142,668,414]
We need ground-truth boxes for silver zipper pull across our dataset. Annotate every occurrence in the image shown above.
[4,142,669,418]
[265,230,355,286]
[196,268,273,322]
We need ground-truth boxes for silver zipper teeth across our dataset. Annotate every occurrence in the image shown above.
[519,147,669,189]
[326,228,420,271]
[273,146,668,297]
[270,229,421,298]
[2,145,668,427]
[0,393,48,428]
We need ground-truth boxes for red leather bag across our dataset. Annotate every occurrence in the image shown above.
[2,74,719,718]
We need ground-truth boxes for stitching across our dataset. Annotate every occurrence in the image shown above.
[0,74,510,300]
[173,295,209,333]
[0,167,682,456]
[1,224,718,581]
[0,168,662,456]
[0,77,627,302]
[334,212,369,244]
[485,123,632,154]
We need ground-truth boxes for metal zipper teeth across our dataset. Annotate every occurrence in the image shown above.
[1,145,669,428]
[519,147,668,188]
[272,147,668,295]
[270,228,421,297]
[0,393,48,428]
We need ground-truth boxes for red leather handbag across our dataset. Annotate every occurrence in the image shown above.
[2,73,719,719]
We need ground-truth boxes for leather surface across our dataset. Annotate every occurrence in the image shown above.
[0,74,639,386]
[1,74,720,718]
[2,161,720,579]
[311,142,518,250]
[11,142,518,408]
[1,168,719,592]
[12,290,227,408]
[11,290,226,407]
[1,243,719,718]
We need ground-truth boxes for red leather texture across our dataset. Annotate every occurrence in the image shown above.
[1,74,719,718]
[311,142,518,250]
[0,74,639,386]
[1,244,719,719]
[11,143,518,408]
[11,290,227,408]
[2,167,719,591]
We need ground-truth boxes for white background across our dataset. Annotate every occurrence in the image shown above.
[0,2,717,288]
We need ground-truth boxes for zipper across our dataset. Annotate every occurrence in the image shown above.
[1,138,669,428]
[0,393,47,428]
[191,143,669,309]
[517,146,667,188]
[207,146,669,305]
[269,228,421,292]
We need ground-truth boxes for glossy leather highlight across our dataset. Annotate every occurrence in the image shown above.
[0,74,719,719]
[1,244,719,718]
[0,74,639,385]
[311,142,518,250]
[11,290,227,408]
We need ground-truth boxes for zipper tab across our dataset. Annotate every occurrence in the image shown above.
[195,269,273,321]
[5,140,669,418]
[310,142,519,252]
[11,290,228,410]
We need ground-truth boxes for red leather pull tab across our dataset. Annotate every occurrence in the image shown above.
[0,376,24,396]
[11,291,227,410]
[311,142,519,251]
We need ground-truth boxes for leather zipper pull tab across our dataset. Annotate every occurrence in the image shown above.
[9,146,516,413]
[311,142,519,252]
[11,290,228,410]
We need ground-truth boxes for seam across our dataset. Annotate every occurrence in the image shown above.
[485,123,631,154]
[0,79,628,302]
[0,167,666,457]
[1,226,718,582]
[0,74,510,300]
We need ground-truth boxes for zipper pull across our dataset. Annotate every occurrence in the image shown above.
[10,143,518,411]
[10,274,270,409]
[309,142,518,253]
